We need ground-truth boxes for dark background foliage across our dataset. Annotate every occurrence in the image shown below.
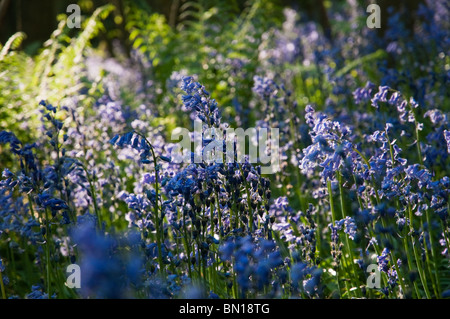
[0,0,426,55]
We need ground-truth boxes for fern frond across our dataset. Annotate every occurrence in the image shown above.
[0,32,27,61]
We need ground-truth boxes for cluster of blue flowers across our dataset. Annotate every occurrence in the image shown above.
[0,1,449,299]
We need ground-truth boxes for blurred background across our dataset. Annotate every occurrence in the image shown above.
[0,0,449,300]
[0,0,425,56]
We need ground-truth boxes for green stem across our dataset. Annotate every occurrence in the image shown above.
[135,131,164,275]
[338,172,362,297]
[408,205,431,298]
[0,268,6,299]
[352,174,364,210]
[390,252,407,298]
[239,164,253,232]
[411,238,431,299]
[182,204,192,278]
[403,237,422,298]
[335,268,342,299]
[425,209,441,297]
[80,164,101,228]
[28,194,35,218]
[412,112,424,166]
[45,208,51,298]
[420,217,439,297]
[327,180,336,224]
[209,201,215,237]
[214,189,223,241]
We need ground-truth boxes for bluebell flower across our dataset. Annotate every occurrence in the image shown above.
[353,81,376,105]
[444,130,450,153]
[371,86,390,108]
[209,291,220,299]
[252,76,279,100]
[342,217,357,240]
[180,76,221,127]
[290,262,307,289]
[303,270,322,297]
[425,109,446,126]
[377,248,390,273]
[299,107,354,181]
[2,169,14,179]
[0,131,22,155]
[70,216,143,298]
[387,267,398,287]
[27,285,49,299]
[0,258,5,274]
